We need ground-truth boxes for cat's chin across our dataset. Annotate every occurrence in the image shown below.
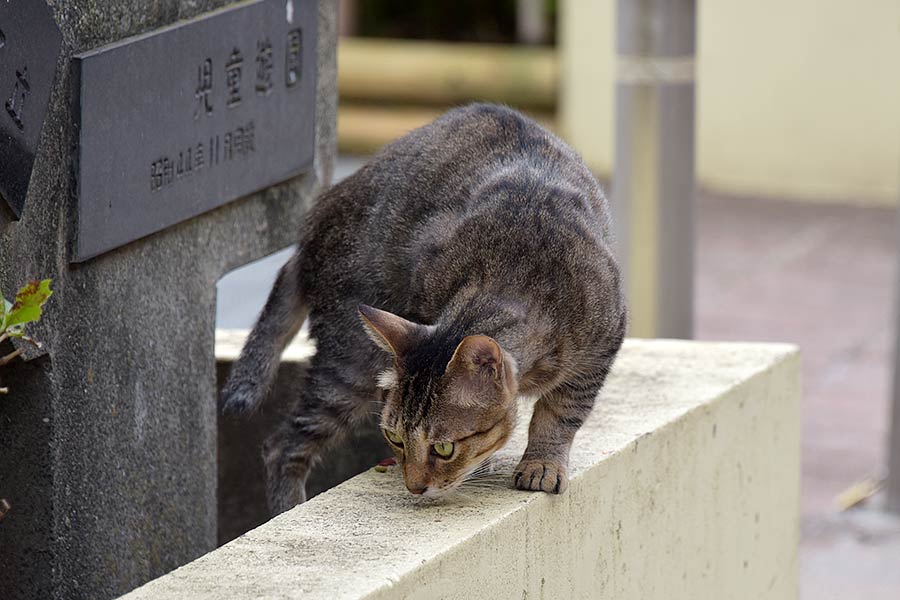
[418,480,466,499]
[421,487,448,499]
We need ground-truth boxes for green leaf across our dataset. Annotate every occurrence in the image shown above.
[0,296,9,330]
[5,280,53,329]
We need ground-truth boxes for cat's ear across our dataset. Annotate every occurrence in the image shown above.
[358,304,424,356]
[447,335,504,381]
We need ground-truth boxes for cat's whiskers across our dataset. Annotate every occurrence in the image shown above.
[464,456,495,478]
[455,457,512,493]
[466,467,492,479]
[468,470,508,479]
[466,467,502,480]
[458,479,510,492]
[462,477,509,488]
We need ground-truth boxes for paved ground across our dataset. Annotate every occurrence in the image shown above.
[696,195,896,516]
[696,193,900,599]
[217,158,900,598]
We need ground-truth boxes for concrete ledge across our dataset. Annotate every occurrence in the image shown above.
[215,329,316,363]
[127,339,800,599]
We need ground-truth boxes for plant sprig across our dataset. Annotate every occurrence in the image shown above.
[1,279,53,394]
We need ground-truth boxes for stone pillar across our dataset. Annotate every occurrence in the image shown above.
[0,1,337,598]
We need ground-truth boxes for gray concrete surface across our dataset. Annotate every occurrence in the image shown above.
[801,498,900,600]
[0,2,337,598]
[695,193,900,599]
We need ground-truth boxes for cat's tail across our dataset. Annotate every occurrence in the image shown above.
[221,253,308,415]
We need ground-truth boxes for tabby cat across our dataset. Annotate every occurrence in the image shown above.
[222,104,626,515]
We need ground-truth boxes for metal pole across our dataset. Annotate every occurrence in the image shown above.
[339,0,357,37]
[613,0,695,339]
[516,0,548,45]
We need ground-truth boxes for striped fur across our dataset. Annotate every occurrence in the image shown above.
[221,104,626,514]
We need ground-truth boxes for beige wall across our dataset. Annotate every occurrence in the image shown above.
[561,0,900,205]
[559,0,615,180]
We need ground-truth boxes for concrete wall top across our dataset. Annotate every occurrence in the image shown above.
[122,339,801,599]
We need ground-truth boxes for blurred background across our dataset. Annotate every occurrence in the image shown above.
[217,1,900,597]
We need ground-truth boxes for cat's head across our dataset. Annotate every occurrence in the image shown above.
[359,304,518,497]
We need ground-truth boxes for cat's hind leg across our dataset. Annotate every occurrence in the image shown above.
[263,358,375,515]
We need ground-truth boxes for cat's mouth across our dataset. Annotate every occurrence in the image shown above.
[418,478,472,499]
[421,461,502,498]
[421,486,450,498]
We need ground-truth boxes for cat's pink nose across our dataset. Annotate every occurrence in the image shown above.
[407,485,428,495]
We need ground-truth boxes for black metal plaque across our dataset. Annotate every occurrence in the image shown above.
[73,0,318,262]
[0,2,63,219]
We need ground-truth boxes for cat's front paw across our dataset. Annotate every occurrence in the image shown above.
[514,459,568,494]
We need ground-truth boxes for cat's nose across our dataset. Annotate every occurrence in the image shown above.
[403,464,430,494]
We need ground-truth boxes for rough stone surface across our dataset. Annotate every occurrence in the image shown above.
[0,2,337,598]
[0,356,54,600]
[121,339,801,600]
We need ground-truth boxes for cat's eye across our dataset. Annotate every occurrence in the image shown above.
[384,430,404,447]
[432,442,454,458]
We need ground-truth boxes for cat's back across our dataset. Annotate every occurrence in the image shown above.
[299,104,615,305]
[381,104,605,214]
[309,104,604,226]
[360,104,612,254]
